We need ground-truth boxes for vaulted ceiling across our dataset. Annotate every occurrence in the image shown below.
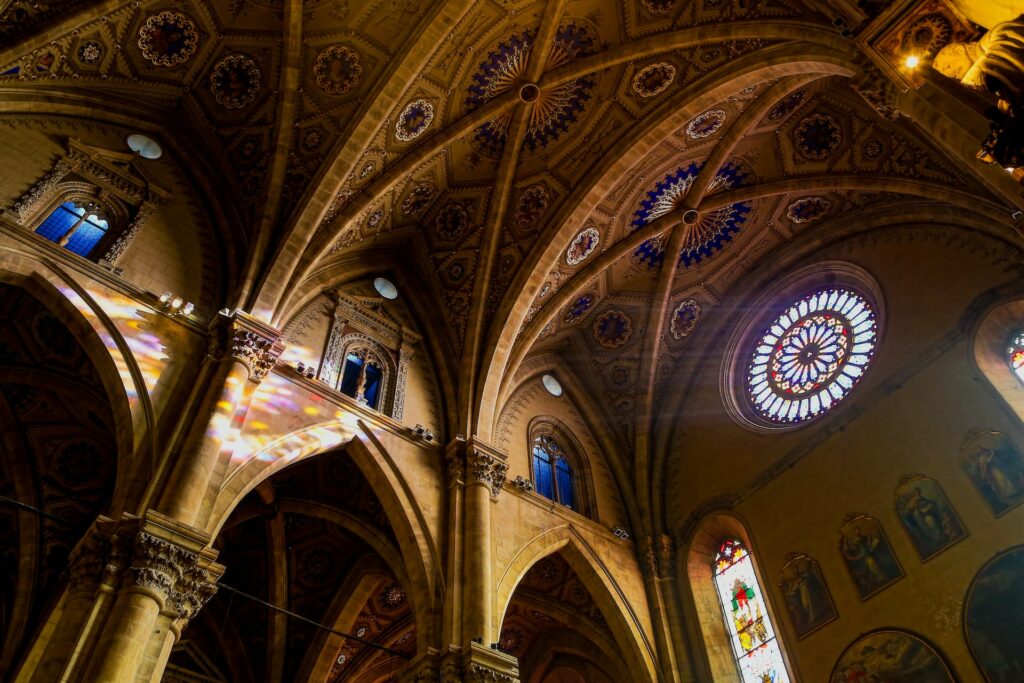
[2,0,1021,511]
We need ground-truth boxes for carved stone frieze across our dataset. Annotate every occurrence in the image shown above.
[209,311,285,383]
[466,447,509,498]
[9,158,73,223]
[102,202,157,264]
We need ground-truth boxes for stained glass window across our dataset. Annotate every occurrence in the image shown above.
[713,539,790,683]
[1008,332,1024,383]
[532,435,575,510]
[339,352,382,409]
[35,201,110,257]
[747,288,876,424]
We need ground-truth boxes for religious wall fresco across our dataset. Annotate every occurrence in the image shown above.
[831,629,957,683]
[838,514,904,600]
[778,553,837,639]
[893,475,967,561]
[965,546,1024,682]
[961,431,1024,516]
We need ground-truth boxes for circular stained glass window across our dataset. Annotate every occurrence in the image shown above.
[746,288,877,424]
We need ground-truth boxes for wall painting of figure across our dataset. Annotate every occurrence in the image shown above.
[961,430,1024,516]
[831,629,958,683]
[894,474,967,561]
[965,546,1024,682]
[838,514,904,600]
[778,552,837,639]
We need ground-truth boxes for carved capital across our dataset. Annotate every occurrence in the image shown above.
[462,642,519,683]
[102,201,157,264]
[10,158,73,223]
[445,436,509,497]
[210,311,285,383]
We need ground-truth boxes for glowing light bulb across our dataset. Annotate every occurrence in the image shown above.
[182,302,195,316]
[904,55,920,69]
[170,297,183,310]
[159,291,172,303]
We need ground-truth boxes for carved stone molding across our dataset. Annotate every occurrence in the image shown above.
[9,158,73,223]
[210,310,285,383]
[102,201,157,264]
[462,642,519,683]
[444,436,509,498]
[64,512,223,632]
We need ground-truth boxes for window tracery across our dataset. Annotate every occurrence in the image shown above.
[713,539,791,683]
[527,418,596,518]
[8,139,167,265]
[1008,331,1024,382]
[746,288,877,424]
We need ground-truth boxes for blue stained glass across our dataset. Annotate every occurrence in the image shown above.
[65,217,108,257]
[339,353,383,409]
[35,202,82,243]
[339,354,363,396]
[555,457,574,510]
[533,446,554,499]
[35,202,108,257]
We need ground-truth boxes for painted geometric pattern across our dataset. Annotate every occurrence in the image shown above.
[465,23,596,156]
[630,161,752,269]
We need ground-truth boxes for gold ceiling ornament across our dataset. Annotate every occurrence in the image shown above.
[137,10,199,68]
[314,44,362,96]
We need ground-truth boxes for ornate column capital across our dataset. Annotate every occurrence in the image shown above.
[462,642,520,683]
[446,436,509,498]
[209,310,285,383]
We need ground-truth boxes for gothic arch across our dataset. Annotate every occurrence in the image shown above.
[207,423,440,647]
[0,256,144,508]
[494,526,658,683]
[970,287,1024,426]
[683,509,795,683]
[527,416,598,520]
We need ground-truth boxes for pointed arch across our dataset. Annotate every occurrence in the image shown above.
[494,525,658,683]
[970,286,1024,426]
[683,510,795,683]
[207,422,441,650]
[0,253,146,510]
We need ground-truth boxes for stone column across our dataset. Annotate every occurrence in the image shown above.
[84,512,221,683]
[639,534,694,683]
[447,437,507,646]
[158,310,283,527]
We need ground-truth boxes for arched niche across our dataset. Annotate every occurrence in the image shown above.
[964,545,1024,681]
[684,510,795,683]
[972,295,1024,425]
[0,283,121,680]
[527,416,598,520]
[175,449,424,682]
[494,527,658,683]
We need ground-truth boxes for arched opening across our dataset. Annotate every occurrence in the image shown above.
[497,551,630,683]
[169,449,419,682]
[685,511,794,683]
[0,283,119,679]
[973,295,1024,426]
[527,418,597,519]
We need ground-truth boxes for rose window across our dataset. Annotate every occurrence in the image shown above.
[747,288,877,424]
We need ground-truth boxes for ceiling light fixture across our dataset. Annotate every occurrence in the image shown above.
[126,133,163,159]
[373,277,399,300]
[541,374,563,396]
[903,55,920,69]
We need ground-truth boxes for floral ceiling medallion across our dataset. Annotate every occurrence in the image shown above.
[138,11,199,67]
[465,23,596,156]
[566,226,600,265]
[632,62,676,98]
[593,310,632,348]
[77,40,103,65]
[642,0,678,14]
[670,299,701,339]
[686,109,727,139]
[564,293,595,324]
[794,113,842,160]
[768,89,806,121]
[786,196,832,223]
[515,185,550,231]
[401,183,436,215]
[314,45,362,96]
[435,202,470,240]
[396,98,434,141]
[210,54,261,110]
